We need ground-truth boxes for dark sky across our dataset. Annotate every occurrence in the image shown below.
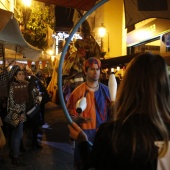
[55,6,74,32]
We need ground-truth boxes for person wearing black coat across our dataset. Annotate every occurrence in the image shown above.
[25,74,42,149]
[35,71,51,125]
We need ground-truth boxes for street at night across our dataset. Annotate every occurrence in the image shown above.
[0,102,74,170]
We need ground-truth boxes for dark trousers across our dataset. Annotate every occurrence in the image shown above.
[39,102,45,125]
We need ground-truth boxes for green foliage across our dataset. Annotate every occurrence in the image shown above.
[19,5,55,50]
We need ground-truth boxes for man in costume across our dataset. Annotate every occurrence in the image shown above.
[62,20,101,103]
[67,57,111,170]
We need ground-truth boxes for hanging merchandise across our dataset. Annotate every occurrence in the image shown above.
[27,60,32,68]
[35,61,39,70]
[42,61,46,69]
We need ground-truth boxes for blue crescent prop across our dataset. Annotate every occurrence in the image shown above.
[58,0,109,124]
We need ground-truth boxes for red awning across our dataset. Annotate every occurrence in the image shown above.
[34,0,97,11]
[35,0,170,28]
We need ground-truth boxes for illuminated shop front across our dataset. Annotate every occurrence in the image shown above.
[126,18,170,56]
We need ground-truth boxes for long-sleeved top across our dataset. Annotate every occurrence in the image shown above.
[7,80,29,122]
[78,115,170,170]
[67,82,111,142]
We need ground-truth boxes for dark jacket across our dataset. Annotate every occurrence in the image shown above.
[78,115,170,170]
[26,76,39,112]
[35,77,51,104]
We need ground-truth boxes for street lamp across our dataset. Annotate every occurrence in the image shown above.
[98,23,106,51]
[22,0,32,7]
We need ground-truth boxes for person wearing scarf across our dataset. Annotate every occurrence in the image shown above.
[7,68,29,166]
[67,57,111,170]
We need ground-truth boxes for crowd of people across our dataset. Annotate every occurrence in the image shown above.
[1,52,170,169]
[0,65,51,166]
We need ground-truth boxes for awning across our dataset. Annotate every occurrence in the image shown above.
[101,52,170,68]
[35,0,170,28]
[101,53,141,69]
[0,8,42,61]
[124,0,170,28]
[34,0,97,11]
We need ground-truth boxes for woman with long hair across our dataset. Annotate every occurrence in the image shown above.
[68,52,170,170]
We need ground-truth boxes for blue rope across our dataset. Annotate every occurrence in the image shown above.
[58,0,109,124]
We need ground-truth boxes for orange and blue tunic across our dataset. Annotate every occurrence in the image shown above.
[67,82,111,143]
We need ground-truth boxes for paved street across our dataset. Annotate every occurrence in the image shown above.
[0,102,75,170]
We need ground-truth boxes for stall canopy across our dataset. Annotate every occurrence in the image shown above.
[0,8,42,61]
[101,53,142,69]
[35,0,97,11]
[35,0,170,28]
